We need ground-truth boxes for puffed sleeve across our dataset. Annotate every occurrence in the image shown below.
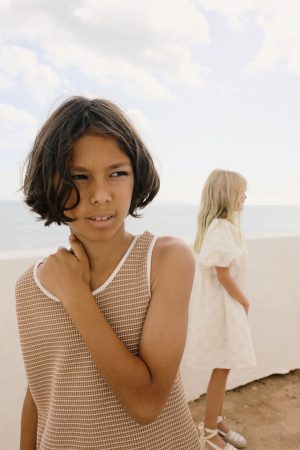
[198,219,241,267]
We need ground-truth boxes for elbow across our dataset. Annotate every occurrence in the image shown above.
[123,383,169,425]
[133,412,161,426]
[129,402,163,426]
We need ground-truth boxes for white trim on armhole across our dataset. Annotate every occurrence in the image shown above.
[147,236,159,296]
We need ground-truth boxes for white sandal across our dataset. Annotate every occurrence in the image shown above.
[217,416,247,449]
[198,422,238,450]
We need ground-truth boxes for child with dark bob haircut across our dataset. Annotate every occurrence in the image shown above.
[23,97,159,225]
[16,96,201,449]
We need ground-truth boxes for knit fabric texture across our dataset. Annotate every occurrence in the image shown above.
[16,231,200,449]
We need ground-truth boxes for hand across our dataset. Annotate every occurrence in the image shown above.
[244,301,250,315]
[39,235,90,302]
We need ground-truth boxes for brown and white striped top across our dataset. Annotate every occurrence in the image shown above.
[16,231,200,450]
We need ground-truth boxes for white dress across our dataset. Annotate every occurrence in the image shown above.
[184,218,256,369]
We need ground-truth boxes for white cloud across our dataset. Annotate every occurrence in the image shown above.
[0,0,210,100]
[0,103,37,174]
[0,103,36,126]
[0,74,13,89]
[74,0,209,45]
[199,0,264,30]
[45,42,171,100]
[72,0,210,89]
[198,0,300,74]
[251,1,300,74]
[0,44,61,100]
[126,108,153,133]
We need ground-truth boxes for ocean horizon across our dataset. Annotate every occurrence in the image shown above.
[1,200,300,255]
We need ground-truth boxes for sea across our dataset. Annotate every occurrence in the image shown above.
[1,200,300,254]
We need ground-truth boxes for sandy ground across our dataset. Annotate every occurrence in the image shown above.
[188,370,300,450]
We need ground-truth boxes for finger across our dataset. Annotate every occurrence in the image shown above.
[58,246,68,252]
[57,246,72,257]
[68,235,89,265]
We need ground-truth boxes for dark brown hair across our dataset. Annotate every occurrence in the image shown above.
[22,96,160,225]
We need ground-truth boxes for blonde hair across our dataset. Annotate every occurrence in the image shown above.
[194,169,247,253]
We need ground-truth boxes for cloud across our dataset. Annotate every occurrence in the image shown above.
[0,0,210,101]
[0,44,62,101]
[198,0,300,74]
[251,1,300,74]
[72,0,210,91]
[0,103,36,126]
[126,108,153,133]
[0,103,37,173]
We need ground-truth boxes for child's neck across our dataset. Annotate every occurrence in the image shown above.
[77,229,135,290]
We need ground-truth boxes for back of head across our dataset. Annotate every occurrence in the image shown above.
[22,96,160,225]
[194,169,247,252]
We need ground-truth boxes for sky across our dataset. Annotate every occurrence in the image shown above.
[0,0,300,205]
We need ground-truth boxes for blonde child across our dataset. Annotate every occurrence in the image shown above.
[188,170,256,450]
[16,96,201,449]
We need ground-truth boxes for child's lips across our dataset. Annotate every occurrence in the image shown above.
[88,215,113,221]
[86,215,115,228]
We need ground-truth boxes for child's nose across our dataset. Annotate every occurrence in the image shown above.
[90,180,112,204]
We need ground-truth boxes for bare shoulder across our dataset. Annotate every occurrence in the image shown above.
[152,236,195,277]
[15,264,36,293]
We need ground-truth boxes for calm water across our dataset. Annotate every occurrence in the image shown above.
[0,201,300,252]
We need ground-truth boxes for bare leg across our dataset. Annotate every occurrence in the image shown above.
[204,368,230,449]
[218,375,231,434]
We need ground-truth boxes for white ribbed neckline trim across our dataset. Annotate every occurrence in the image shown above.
[93,235,139,295]
[33,235,139,302]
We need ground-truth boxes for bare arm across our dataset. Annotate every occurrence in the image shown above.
[39,237,195,424]
[216,266,249,313]
[20,386,37,450]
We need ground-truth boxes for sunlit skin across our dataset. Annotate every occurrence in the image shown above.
[32,133,196,430]
[62,134,135,288]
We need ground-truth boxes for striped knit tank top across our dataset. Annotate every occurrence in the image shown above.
[16,231,201,450]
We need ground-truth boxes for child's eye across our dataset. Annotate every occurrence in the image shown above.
[71,174,88,181]
[110,171,128,177]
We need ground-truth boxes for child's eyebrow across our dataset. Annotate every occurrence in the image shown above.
[70,161,132,171]
[107,162,132,170]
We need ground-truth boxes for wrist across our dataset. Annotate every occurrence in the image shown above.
[60,282,92,306]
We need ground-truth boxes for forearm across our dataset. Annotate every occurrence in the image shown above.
[216,268,249,311]
[43,236,193,424]
[63,289,164,423]
[20,386,37,450]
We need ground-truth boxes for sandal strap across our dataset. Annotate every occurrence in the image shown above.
[218,429,226,438]
[204,427,218,440]
[217,415,223,424]
[198,423,218,450]
[199,421,240,450]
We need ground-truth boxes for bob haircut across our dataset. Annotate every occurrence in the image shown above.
[22,96,160,226]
